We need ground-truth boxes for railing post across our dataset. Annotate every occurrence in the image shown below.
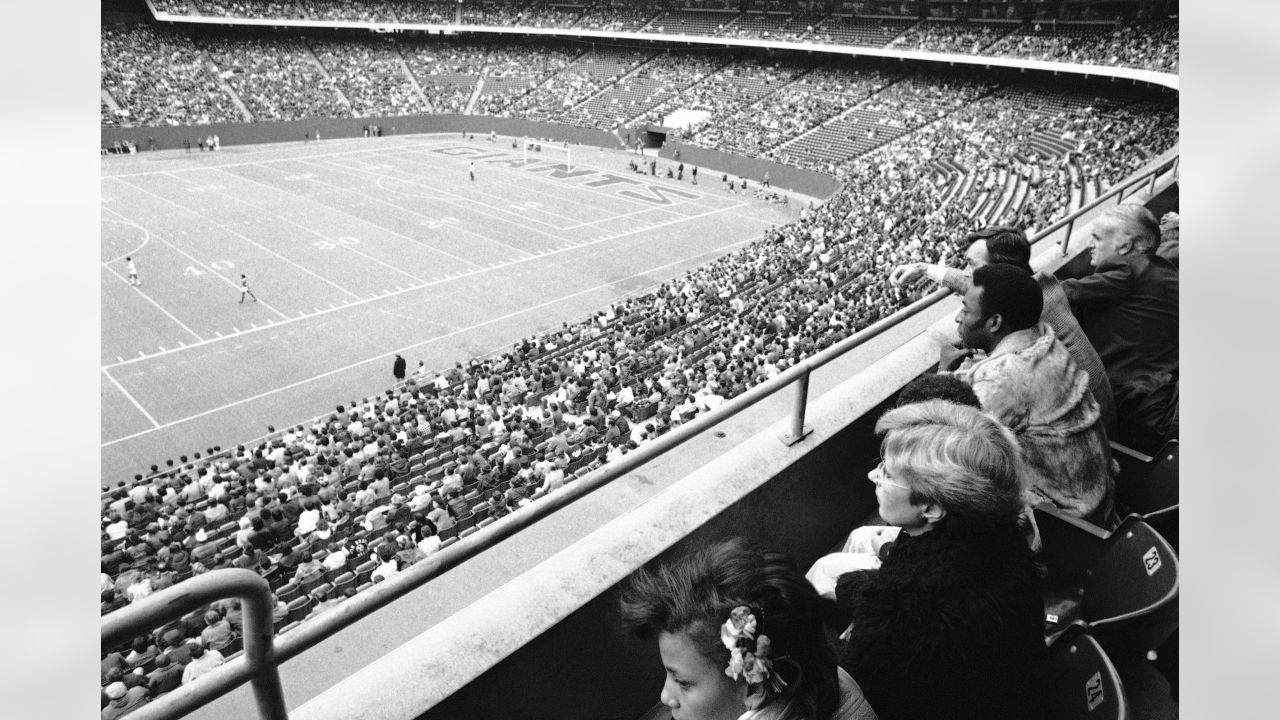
[1147,169,1158,195]
[779,369,813,446]
[1060,216,1074,257]
[101,569,289,720]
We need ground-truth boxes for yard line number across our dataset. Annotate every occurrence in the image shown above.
[183,260,235,276]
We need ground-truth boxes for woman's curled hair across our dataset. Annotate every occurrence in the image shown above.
[619,537,839,720]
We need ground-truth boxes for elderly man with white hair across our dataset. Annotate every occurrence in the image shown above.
[1063,203,1178,452]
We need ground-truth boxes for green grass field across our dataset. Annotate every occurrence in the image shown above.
[100,134,800,486]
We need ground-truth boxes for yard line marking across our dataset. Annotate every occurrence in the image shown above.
[294,158,532,261]
[101,262,204,342]
[227,161,491,270]
[110,175,332,314]
[99,229,762,448]
[208,165,440,281]
[98,198,749,371]
[103,368,161,429]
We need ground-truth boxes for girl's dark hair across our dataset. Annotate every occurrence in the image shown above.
[619,537,839,720]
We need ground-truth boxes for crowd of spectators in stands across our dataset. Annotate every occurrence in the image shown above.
[101,24,244,127]
[986,20,1179,73]
[200,36,350,122]
[307,36,430,117]
[889,19,1014,54]
[141,0,1178,74]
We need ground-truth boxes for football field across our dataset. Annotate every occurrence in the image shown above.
[100,134,802,487]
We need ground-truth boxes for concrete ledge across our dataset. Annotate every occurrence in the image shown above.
[291,308,943,720]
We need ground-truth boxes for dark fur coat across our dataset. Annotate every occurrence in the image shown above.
[834,522,1047,720]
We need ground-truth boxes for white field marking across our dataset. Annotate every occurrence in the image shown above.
[99,197,750,372]
[390,140,684,215]
[295,157,536,259]
[249,159,498,268]
[156,171,365,305]
[207,166,434,283]
[386,160,587,231]
[101,263,204,342]
[561,204,677,230]
[309,156,574,242]
[103,368,161,429]
[100,230,760,449]
[101,207,153,263]
[101,138,419,179]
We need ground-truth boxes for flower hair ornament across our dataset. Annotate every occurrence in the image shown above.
[721,605,788,696]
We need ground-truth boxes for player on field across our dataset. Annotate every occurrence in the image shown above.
[239,274,258,303]
[126,257,140,286]
[469,161,476,181]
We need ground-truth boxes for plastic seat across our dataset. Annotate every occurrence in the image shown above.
[476,516,495,528]
[286,596,313,625]
[1045,623,1131,720]
[1112,440,1178,516]
[331,572,356,597]
[439,536,459,549]
[459,526,478,539]
[275,582,300,605]
[1035,508,1179,645]
[354,560,378,587]
[1082,515,1178,630]
[309,582,333,602]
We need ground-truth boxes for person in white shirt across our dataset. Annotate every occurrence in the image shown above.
[126,256,140,286]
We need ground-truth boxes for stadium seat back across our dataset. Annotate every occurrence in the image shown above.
[1083,515,1179,628]
[1033,504,1108,594]
[1113,440,1178,517]
[275,582,300,604]
[287,596,313,625]
[1045,623,1131,720]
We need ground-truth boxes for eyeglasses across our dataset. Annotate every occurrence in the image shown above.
[868,462,912,491]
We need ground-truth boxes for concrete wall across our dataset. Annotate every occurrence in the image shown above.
[101,114,623,152]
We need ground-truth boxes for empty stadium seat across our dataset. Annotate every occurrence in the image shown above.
[1112,439,1178,552]
[1045,623,1131,720]
[275,582,301,605]
[354,561,378,587]
[286,596,314,625]
[331,572,355,597]
[1036,508,1179,650]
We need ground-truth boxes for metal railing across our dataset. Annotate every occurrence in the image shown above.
[1054,153,1180,256]
[101,151,1179,720]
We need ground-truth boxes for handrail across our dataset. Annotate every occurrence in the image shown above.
[1052,153,1180,257]
[101,569,287,720]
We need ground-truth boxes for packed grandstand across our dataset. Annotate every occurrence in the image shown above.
[100,2,1179,719]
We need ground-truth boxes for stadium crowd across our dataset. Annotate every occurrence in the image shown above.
[100,15,1177,718]
[142,0,1178,73]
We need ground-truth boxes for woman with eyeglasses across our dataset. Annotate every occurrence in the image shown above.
[818,400,1046,720]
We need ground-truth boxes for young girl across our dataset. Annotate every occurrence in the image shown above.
[620,538,877,720]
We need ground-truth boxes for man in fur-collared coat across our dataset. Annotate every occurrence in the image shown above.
[952,264,1116,528]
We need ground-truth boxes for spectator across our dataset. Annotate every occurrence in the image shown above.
[181,643,225,685]
[889,225,1117,436]
[951,264,1115,528]
[620,537,877,720]
[147,652,185,696]
[1063,204,1178,452]
[826,401,1045,720]
[101,680,148,720]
